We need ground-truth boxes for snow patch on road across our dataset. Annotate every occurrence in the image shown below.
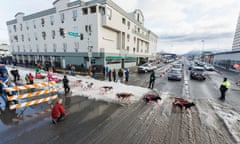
[210,99,240,143]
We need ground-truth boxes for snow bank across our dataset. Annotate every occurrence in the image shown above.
[6,66,153,104]
[209,99,240,143]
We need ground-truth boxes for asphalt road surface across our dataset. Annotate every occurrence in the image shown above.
[0,60,239,144]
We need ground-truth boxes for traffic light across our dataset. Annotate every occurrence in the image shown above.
[59,28,65,38]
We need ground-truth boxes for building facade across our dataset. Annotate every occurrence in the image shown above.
[213,51,240,72]
[232,13,240,51]
[6,0,158,70]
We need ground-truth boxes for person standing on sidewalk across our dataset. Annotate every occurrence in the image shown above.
[219,77,230,101]
[63,75,70,95]
[118,69,123,82]
[108,69,112,81]
[148,70,155,89]
[125,69,129,82]
[112,69,116,82]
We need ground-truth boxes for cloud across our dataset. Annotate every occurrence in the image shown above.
[0,0,240,54]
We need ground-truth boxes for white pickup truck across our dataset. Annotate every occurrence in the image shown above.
[138,63,157,73]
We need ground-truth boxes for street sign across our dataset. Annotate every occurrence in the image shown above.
[68,32,79,37]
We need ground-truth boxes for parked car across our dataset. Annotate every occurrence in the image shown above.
[204,64,215,71]
[168,68,182,81]
[138,63,154,73]
[190,67,206,80]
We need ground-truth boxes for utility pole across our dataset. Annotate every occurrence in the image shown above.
[87,25,92,69]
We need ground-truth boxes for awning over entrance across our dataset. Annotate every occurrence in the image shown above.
[106,56,136,59]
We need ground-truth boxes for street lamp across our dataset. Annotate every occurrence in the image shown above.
[87,25,92,68]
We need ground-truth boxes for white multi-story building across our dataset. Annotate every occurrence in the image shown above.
[232,13,240,51]
[6,0,158,69]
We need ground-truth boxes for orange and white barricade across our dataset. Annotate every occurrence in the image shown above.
[5,81,58,110]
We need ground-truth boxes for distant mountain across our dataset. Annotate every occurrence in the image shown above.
[182,50,201,56]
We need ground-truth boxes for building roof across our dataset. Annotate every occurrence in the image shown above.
[214,50,240,55]
[6,0,158,37]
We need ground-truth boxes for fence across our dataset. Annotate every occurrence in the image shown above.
[6,81,58,110]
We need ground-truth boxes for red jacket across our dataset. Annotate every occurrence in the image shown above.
[51,103,66,119]
[29,73,34,81]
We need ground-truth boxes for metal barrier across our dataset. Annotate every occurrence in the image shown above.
[6,81,58,110]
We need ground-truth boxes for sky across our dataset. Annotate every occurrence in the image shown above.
[0,0,240,54]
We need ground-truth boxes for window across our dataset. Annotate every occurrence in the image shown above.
[53,43,57,52]
[26,22,29,30]
[8,27,11,33]
[82,8,88,15]
[42,32,46,40]
[133,48,136,53]
[50,16,54,25]
[44,44,47,52]
[138,28,140,33]
[134,37,136,43]
[63,43,67,52]
[28,34,30,41]
[36,44,39,52]
[85,25,92,33]
[90,6,96,13]
[74,42,79,49]
[106,8,112,20]
[52,30,55,39]
[20,24,22,31]
[127,34,130,42]
[33,20,36,29]
[13,25,16,32]
[59,28,65,38]
[127,21,130,30]
[127,46,129,51]
[41,18,45,27]
[34,32,38,40]
[99,6,105,15]
[74,42,79,52]
[18,46,20,52]
[14,35,18,42]
[122,18,126,24]
[72,10,77,21]
[21,34,24,42]
[60,13,65,23]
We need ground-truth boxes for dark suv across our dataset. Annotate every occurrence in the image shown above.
[190,67,206,80]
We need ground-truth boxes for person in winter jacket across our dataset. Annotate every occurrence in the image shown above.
[219,77,230,101]
[148,70,155,89]
[51,99,66,124]
[118,69,123,82]
[112,69,116,82]
[125,69,129,82]
[62,75,70,94]
[28,73,34,84]
[25,74,30,84]
[108,69,112,82]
